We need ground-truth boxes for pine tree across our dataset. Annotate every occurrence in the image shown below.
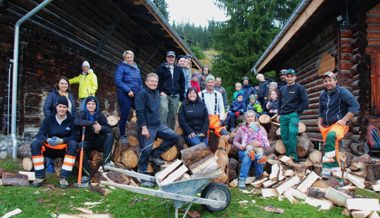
[152,0,169,20]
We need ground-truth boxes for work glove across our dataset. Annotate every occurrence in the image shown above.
[48,136,64,146]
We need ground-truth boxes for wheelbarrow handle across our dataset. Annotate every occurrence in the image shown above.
[104,166,156,183]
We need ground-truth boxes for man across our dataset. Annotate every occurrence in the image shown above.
[69,61,98,100]
[214,77,228,109]
[199,75,228,137]
[155,51,185,129]
[135,73,179,187]
[278,69,309,162]
[318,71,359,177]
[242,76,256,105]
[184,54,193,93]
[74,96,115,184]
[30,96,78,188]
[177,55,191,98]
[256,73,269,109]
[277,69,287,91]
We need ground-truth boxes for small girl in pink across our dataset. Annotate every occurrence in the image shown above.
[241,122,270,163]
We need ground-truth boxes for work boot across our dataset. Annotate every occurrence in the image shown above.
[238,179,246,190]
[59,178,69,189]
[32,178,46,188]
[141,180,155,187]
[81,176,91,184]
[151,157,165,166]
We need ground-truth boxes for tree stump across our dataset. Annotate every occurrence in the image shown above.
[259,114,271,124]
[121,147,139,169]
[107,115,120,127]
[160,146,178,162]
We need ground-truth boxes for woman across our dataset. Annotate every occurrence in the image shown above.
[43,76,76,173]
[198,66,209,91]
[31,96,78,188]
[43,76,76,117]
[178,87,209,146]
[233,110,270,189]
[114,50,142,142]
[74,96,114,184]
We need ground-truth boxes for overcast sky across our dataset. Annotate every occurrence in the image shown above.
[166,0,228,26]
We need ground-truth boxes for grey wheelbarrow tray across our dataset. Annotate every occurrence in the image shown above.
[101,166,230,218]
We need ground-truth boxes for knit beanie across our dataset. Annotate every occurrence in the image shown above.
[57,96,69,107]
[205,75,215,83]
[85,96,97,105]
[82,61,90,68]
[236,92,244,98]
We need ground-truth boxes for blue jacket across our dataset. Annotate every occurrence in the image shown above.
[278,83,309,115]
[242,84,256,104]
[257,80,269,98]
[155,62,185,100]
[43,89,76,117]
[74,96,111,141]
[114,62,143,94]
[36,112,77,143]
[135,87,161,128]
[319,85,360,126]
[229,100,246,113]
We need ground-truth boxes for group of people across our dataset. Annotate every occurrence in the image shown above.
[30,49,360,190]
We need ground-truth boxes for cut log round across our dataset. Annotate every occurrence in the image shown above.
[309,150,322,165]
[147,162,153,173]
[259,114,271,124]
[276,127,281,137]
[113,140,129,163]
[297,134,314,158]
[121,148,139,169]
[107,115,120,127]
[180,143,212,166]
[298,122,307,134]
[161,146,178,162]
[127,135,139,147]
[22,157,33,171]
[274,140,286,155]
[153,138,163,149]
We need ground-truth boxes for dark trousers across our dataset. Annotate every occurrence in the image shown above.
[225,111,237,129]
[138,124,179,174]
[82,133,114,177]
[118,92,135,137]
[31,139,78,179]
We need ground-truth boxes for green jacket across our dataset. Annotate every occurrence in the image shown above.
[69,69,98,99]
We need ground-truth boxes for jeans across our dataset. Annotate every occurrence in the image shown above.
[138,124,179,174]
[280,112,299,161]
[160,95,179,130]
[184,135,208,147]
[225,111,237,129]
[238,150,264,180]
[31,139,78,179]
[118,91,135,137]
[81,133,114,177]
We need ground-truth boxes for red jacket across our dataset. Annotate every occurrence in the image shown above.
[191,80,200,92]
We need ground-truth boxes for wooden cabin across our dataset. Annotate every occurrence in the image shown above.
[0,0,201,137]
[253,0,380,151]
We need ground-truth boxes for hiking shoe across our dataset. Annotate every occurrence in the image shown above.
[238,179,246,189]
[258,155,268,164]
[32,178,46,188]
[103,161,116,170]
[81,176,91,184]
[141,180,155,187]
[59,178,69,189]
[151,157,165,166]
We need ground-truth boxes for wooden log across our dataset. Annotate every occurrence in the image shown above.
[89,183,111,196]
[112,126,120,140]
[274,140,286,155]
[305,197,334,210]
[252,177,268,188]
[309,150,322,165]
[218,135,231,154]
[228,158,239,171]
[161,165,189,185]
[188,154,215,174]
[296,134,313,158]
[259,114,271,124]
[287,188,307,200]
[298,122,307,133]
[156,159,183,182]
[0,168,4,178]
[112,140,129,163]
[307,187,327,199]
[160,146,178,162]
[107,115,120,127]
[127,135,139,147]
[346,198,380,211]
[18,171,36,181]
[297,171,320,193]
[270,164,280,181]
[1,172,29,186]
[180,143,212,166]
[276,176,300,195]
[283,189,297,204]
[121,148,139,169]
[370,212,380,218]
[228,169,237,182]
[345,173,365,188]
[263,179,278,188]
[214,149,229,183]
[22,157,33,171]
[325,188,352,207]
[276,127,281,137]
[352,211,372,218]
[262,188,279,198]
[106,171,130,185]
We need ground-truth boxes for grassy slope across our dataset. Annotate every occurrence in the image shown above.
[1,158,379,218]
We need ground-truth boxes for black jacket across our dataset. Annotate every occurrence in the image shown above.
[155,62,185,100]
[257,80,269,98]
[43,88,76,117]
[74,112,111,142]
[278,83,309,115]
[178,99,209,136]
[135,87,161,128]
[36,112,77,143]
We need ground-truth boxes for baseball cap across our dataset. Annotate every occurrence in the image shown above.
[280,69,288,75]
[322,71,336,79]
[286,68,297,75]
[166,51,176,57]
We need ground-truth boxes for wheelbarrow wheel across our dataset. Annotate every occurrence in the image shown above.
[201,182,231,212]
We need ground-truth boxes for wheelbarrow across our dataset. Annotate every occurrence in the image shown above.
[101,166,231,218]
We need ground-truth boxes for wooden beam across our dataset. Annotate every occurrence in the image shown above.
[261,188,279,198]
[257,0,325,72]
[346,199,380,211]
[325,188,352,207]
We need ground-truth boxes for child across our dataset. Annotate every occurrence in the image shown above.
[232,82,244,101]
[246,94,263,115]
[242,121,270,164]
[190,73,200,92]
[266,90,279,117]
[226,93,246,131]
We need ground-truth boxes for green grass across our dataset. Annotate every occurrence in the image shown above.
[1,158,379,218]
